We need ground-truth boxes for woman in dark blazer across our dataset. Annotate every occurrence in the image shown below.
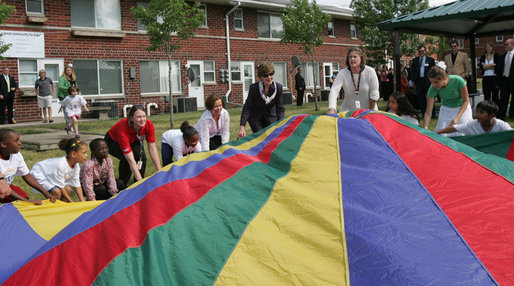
[238,62,284,137]
[479,41,501,105]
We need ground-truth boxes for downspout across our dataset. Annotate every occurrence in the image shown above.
[225,1,243,107]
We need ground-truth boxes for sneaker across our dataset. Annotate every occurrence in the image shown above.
[75,134,80,139]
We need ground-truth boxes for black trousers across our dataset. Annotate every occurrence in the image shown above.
[482,76,499,105]
[498,77,514,120]
[0,93,14,123]
[296,89,304,106]
[209,135,222,150]
[91,179,126,200]
[415,78,430,114]
[105,133,147,185]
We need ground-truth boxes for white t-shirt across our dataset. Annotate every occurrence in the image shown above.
[454,119,513,135]
[161,129,202,161]
[0,152,29,185]
[30,156,81,190]
[61,95,87,117]
[194,108,230,152]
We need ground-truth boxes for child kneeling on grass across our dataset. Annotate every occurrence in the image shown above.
[436,100,513,135]
[30,138,88,202]
[0,129,56,204]
[80,138,125,201]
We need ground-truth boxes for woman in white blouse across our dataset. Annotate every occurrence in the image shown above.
[195,94,230,151]
[327,47,380,113]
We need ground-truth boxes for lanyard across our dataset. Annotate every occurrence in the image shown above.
[134,128,144,159]
[349,66,363,92]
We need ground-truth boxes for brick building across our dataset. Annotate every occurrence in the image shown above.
[0,0,359,122]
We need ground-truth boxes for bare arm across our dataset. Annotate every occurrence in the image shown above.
[436,126,457,134]
[423,96,436,129]
[449,86,470,127]
[0,173,11,199]
[22,174,56,203]
[123,151,143,181]
[74,186,85,202]
[147,142,162,171]
[368,99,377,110]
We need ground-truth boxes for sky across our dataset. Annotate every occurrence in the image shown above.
[316,0,456,8]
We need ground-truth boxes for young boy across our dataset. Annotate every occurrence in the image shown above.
[80,138,125,201]
[0,129,56,204]
[436,100,513,135]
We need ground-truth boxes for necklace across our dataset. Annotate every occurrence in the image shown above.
[258,81,277,105]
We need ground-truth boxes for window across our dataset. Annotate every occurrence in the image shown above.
[199,4,207,27]
[350,23,357,39]
[323,62,339,89]
[231,61,241,81]
[74,60,123,96]
[139,60,181,94]
[475,57,480,69]
[234,8,243,30]
[19,60,38,87]
[26,0,43,14]
[71,0,121,30]
[474,38,479,44]
[328,21,334,37]
[136,0,149,31]
[496,35,504,42]
[204,61,215,83]
[271,62,287,88]
[301,62,320,88]
[258,13,283,39]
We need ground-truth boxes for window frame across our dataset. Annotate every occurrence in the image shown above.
[203,60,216,84]
[231,61,242,82]
[73,59,125,98]
[139,60,182,96]
[234,8,244,31]
[271,61,288,90]
[301,62,320,89]
[70,0,121,30]
[328,20,335,37]
[257,12,283,39]
[26,0,44,15]
[350,23,357,39]
[199,4,207,28]
[496,35,504,42]
[323,62,340,90]
[474,37,479,44]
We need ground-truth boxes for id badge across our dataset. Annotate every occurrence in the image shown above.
[137,160,143,170]
[355,101,361,108]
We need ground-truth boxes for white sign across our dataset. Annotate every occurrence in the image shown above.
[0,30,45,58]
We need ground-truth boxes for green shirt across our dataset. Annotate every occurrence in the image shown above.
[427,75,466,108]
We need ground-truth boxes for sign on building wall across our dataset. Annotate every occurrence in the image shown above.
[0,30,45,58]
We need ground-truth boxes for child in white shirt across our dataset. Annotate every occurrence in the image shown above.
[437,100,513,135]
[60,86,89,138]
[161,121,201,166]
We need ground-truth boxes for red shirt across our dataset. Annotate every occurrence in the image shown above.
[108,118,156,154]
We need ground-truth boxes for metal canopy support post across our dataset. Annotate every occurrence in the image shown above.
[469,35,477,94]
[394,29,401,92]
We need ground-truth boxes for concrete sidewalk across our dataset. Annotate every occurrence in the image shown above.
[1,118,104,151]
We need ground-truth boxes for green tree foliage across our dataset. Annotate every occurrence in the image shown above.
[0,2,16,59]
[131,0,204,128]
[351,0,428,66]
[281,0,330,111]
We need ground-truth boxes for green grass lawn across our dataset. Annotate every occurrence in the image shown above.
[12,99,512,201]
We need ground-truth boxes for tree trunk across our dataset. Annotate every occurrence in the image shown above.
[167,37,174,129]
[311,44,318,111]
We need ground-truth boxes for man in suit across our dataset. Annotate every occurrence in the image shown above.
[295,66,305,106]
[444,40,471,80]
[0,68,18,124]
[409,45,435,115]
[496,38,514,120]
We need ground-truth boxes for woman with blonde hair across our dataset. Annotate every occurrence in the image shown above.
[238,62,284,137]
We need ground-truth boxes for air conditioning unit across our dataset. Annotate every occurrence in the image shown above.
[176,97,197,113]
[91,100,119,118]
[282,92,293,104]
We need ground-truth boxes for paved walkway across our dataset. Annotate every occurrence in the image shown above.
[1,118,104,151]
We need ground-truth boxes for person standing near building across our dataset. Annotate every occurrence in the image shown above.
[497,38,514,120]
[409,45,435,115]
[58,65,78,131]
[35,69,55,123]
[444,40,471,81]
[295,66,305,106]
[479,41,500,105]
[0,68,18,124]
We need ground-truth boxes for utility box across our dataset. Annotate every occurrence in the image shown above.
[283,92,293,104]
[91,100,119,118]
[176,97,197,113]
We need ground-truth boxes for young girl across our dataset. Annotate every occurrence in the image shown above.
[0,129,55,204]
[80,138,125,201]
[387,91,419,125]
[60,86,89,138]
[161,121,201,166]
[30,138,88,202]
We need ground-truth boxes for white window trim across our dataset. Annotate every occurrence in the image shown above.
[74,59,125,98]
[140,60,182,96]
[203,60,216,84]
[271,61,288,90]
[301,62,321,89]
[257,12,283,40]
[323,62,339,90]
[328,21,335,37]
[474,38,479,44]
[350,23,357,39]
[234,8,244,31]
[200,4,208,28]
[231,61,242,83]
[496,35,504,42]
[26,0,44,15]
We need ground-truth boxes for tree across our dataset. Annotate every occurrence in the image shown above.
[0,2,16,59]
[351,0,428,67]
[131,0,204,128]
[281,0,330,111]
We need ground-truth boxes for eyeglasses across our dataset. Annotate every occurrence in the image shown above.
[450,45,458,48]
[262,73,274,78]
[418,50,425,53]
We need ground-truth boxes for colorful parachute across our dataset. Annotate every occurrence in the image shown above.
[1,111,513,285]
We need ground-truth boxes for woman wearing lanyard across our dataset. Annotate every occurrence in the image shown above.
[195,94,230,151]
[104,106,161,185]
[327,47,380,113]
